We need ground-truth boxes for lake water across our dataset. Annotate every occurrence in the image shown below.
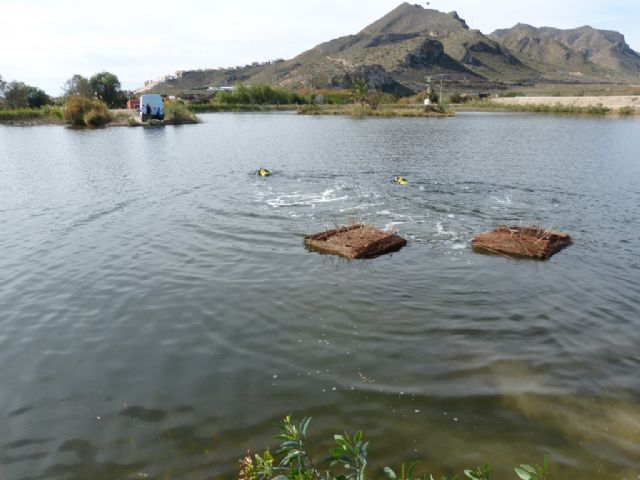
[1,112,639,479]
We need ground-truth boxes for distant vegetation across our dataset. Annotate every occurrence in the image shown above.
[63,96,112,127]
[0,106,64,124]
[461,100,612,115]
[298,103,453,117]
[238,415,550,480]
[164,100,199,124]
[618,106,636,116]
[0,75,51,109]
[186,82,401,113]
[62,71,127,108]
[0,71,134,126]
[216,84,310,105]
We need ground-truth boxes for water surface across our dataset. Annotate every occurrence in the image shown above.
[1,112,639,479]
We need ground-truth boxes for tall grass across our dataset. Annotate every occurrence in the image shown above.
[217,84,311,105]
[297,104,454,117]
[64,96,111,127]
[164,100,198,123]
[0,106,64,123]
[461,100,611,115]
[188,103,297,112]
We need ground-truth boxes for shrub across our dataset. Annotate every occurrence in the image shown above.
[64,96,111,127]
[618,106,635,116]
[165,100,198,123]
[498,91,522,98]
[83,105,111,127]
[239,415,550,480]
[216,83,310,105]
[584,103,610,115]
[449,92,464,103]
[323,90,352,105]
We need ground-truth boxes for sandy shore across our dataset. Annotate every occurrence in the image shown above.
[492,95,640,109]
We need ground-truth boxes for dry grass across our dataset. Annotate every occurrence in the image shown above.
[472,225,572,259]
[297,104,453,117]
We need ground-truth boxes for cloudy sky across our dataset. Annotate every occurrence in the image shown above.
[2,0,639,95]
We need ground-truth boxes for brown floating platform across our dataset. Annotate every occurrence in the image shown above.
[472,225,572,259]
[304,224,407,259]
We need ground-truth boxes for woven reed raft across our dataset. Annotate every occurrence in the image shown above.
[304,224,407,259]
[472,225,572,259]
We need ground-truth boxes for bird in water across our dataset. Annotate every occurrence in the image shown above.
[257,168,272,177]
[393,176,408,186]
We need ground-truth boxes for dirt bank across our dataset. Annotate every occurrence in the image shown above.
[493,96,640,110]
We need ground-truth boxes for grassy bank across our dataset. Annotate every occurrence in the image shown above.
[0,106,65,125]
[188,103,297,113]
[297,104,454,117]
[457,100,637,116]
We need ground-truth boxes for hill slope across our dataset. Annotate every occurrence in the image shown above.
[491,23,640,81]
[149,3,640,94]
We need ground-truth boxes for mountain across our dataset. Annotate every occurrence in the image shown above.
[491,24,640,81]
[147,3,640,95]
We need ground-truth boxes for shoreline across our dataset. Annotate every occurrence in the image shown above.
[0,108,200,127]
[3,96,639,127]
[455,95,640,116]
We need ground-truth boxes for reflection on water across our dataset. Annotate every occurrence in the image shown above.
[1,112,639,479]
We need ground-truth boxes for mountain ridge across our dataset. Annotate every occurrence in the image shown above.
[147,3,640,95]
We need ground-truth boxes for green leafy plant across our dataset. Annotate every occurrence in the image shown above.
[464,462,491,480]
[240,416,549,480]
[384,461,418,480]
[330,430,368,480]
[515,455,549,480]
[350,79,369,106]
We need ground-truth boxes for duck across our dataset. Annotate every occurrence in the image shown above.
[257,168,272,177]
[393,176,408,186]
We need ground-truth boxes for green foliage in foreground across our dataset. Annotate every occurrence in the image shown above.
[239,416,549,480]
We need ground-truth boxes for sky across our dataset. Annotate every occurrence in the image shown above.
[1,0,639,95]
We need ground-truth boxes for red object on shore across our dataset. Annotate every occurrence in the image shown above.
[126,99,140,110]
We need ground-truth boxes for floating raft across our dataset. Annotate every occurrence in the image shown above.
[472,225,572,259]
[304,224,407,259]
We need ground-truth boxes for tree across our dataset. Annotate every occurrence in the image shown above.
[364,89,383,110]
[4,81,29,108]
[89,71,125,108]
[350,79,383,110]
[350,79,368,106]
[62,74,93,98]
[0,75,6,108]
[27,87,50,108]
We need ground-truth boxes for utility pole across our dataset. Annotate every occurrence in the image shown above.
[425,75,433,104]
[434,73,447,105]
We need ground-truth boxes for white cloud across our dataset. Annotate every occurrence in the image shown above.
[1,0,638,94]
